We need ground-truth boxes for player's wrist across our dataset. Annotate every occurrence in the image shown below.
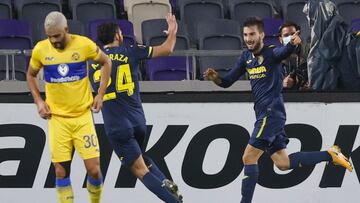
[33,96,44,105]
[97,88,106,97]
[213,76,222,85]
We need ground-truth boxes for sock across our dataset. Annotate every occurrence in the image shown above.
[289,151,332,169]
[240,164,259,203]
[141,172,180,203]
[87,176,103,203]
[56,177,74,203]
[143,156,167,181]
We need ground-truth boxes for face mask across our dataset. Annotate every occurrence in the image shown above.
[282,35,291,45]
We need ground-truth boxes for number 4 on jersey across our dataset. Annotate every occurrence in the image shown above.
[116,64,134,96]
[92,63,134,97]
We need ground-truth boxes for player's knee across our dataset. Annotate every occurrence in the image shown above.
[242,153,257,165]
[274,162,290,171]
[86,165,101,179]
[132,167,149,179]
[130,161,149,179]
[54,167,66,178]
[54,163,68,178]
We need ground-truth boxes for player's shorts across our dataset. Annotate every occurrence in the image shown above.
[48,110,100,162]
[106,125,147,166]
[248,115,289,155]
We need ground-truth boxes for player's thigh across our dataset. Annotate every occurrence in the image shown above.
[243,144,264,164]
[84,157,101,175]
[267,131,289,155]
[249,116,286,151]
[48,115,74,162]
[248,116,271,155]
[107,127,142,166]
[73,111,100,160]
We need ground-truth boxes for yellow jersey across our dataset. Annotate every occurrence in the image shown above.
[30,34,100,117]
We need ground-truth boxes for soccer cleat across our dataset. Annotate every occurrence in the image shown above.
[162,179,183,203]
[327,145,353,172]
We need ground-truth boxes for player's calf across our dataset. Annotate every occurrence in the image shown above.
[84,158,103,203]
[53,162,74,203]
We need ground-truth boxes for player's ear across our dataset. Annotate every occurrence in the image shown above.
[114,33,119,42]
[260,31,265,40]
[64,26,69,33]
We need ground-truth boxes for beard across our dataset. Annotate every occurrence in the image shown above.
[246,38,262,53]
[52,38,66,50]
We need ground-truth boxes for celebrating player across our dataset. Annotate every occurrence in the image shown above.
[204,17,352,203]
[89,13,183,203]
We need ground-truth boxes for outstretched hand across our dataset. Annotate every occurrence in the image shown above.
[203,68,219,81]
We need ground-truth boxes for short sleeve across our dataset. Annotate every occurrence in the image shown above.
[128,45,153,60]
[29,44,43,71]
[84,37,101,61]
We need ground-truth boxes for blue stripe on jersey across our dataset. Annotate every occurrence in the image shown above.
[44,61,87,83]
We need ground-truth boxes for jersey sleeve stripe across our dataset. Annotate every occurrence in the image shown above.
[147,46,153,58]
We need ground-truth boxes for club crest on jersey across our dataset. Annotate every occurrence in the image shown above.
[72,52,80,61]
[57,64,69,76]
[257,55,264,64]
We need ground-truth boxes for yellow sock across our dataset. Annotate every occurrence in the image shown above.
[87,176,103,203]
[56,178,74,203]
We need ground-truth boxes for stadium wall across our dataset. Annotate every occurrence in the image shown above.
[0,93,359,203]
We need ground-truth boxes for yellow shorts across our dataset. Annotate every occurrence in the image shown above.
[48,110,100,162]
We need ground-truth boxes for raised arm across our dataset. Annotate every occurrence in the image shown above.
[273,30,301,61]
[151,13,178,58]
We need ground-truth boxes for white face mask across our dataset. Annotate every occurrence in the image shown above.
[282,36,292,45]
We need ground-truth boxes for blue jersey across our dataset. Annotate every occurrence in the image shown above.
[89,45,153,134]
[219,43,296,119]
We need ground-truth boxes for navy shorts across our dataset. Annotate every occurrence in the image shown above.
[248,116,289,155]
[106,125,147,166]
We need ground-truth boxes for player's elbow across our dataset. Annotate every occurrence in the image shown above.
[26,67,37,80]
[105,57,112,67]
[163,44,174,56]
[153,45,173,57]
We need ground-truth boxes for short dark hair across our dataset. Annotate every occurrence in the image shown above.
[278,22,301,36]
[243,17,264,33]
[97,22,119,45]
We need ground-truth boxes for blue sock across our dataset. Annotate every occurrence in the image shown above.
[87,176,103,186]
[240,164,259,203]
[141,172,180,203]
[55,177,74,202]
[143,156,167,181]
[56,177,71,187]
[289,151,331,169]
